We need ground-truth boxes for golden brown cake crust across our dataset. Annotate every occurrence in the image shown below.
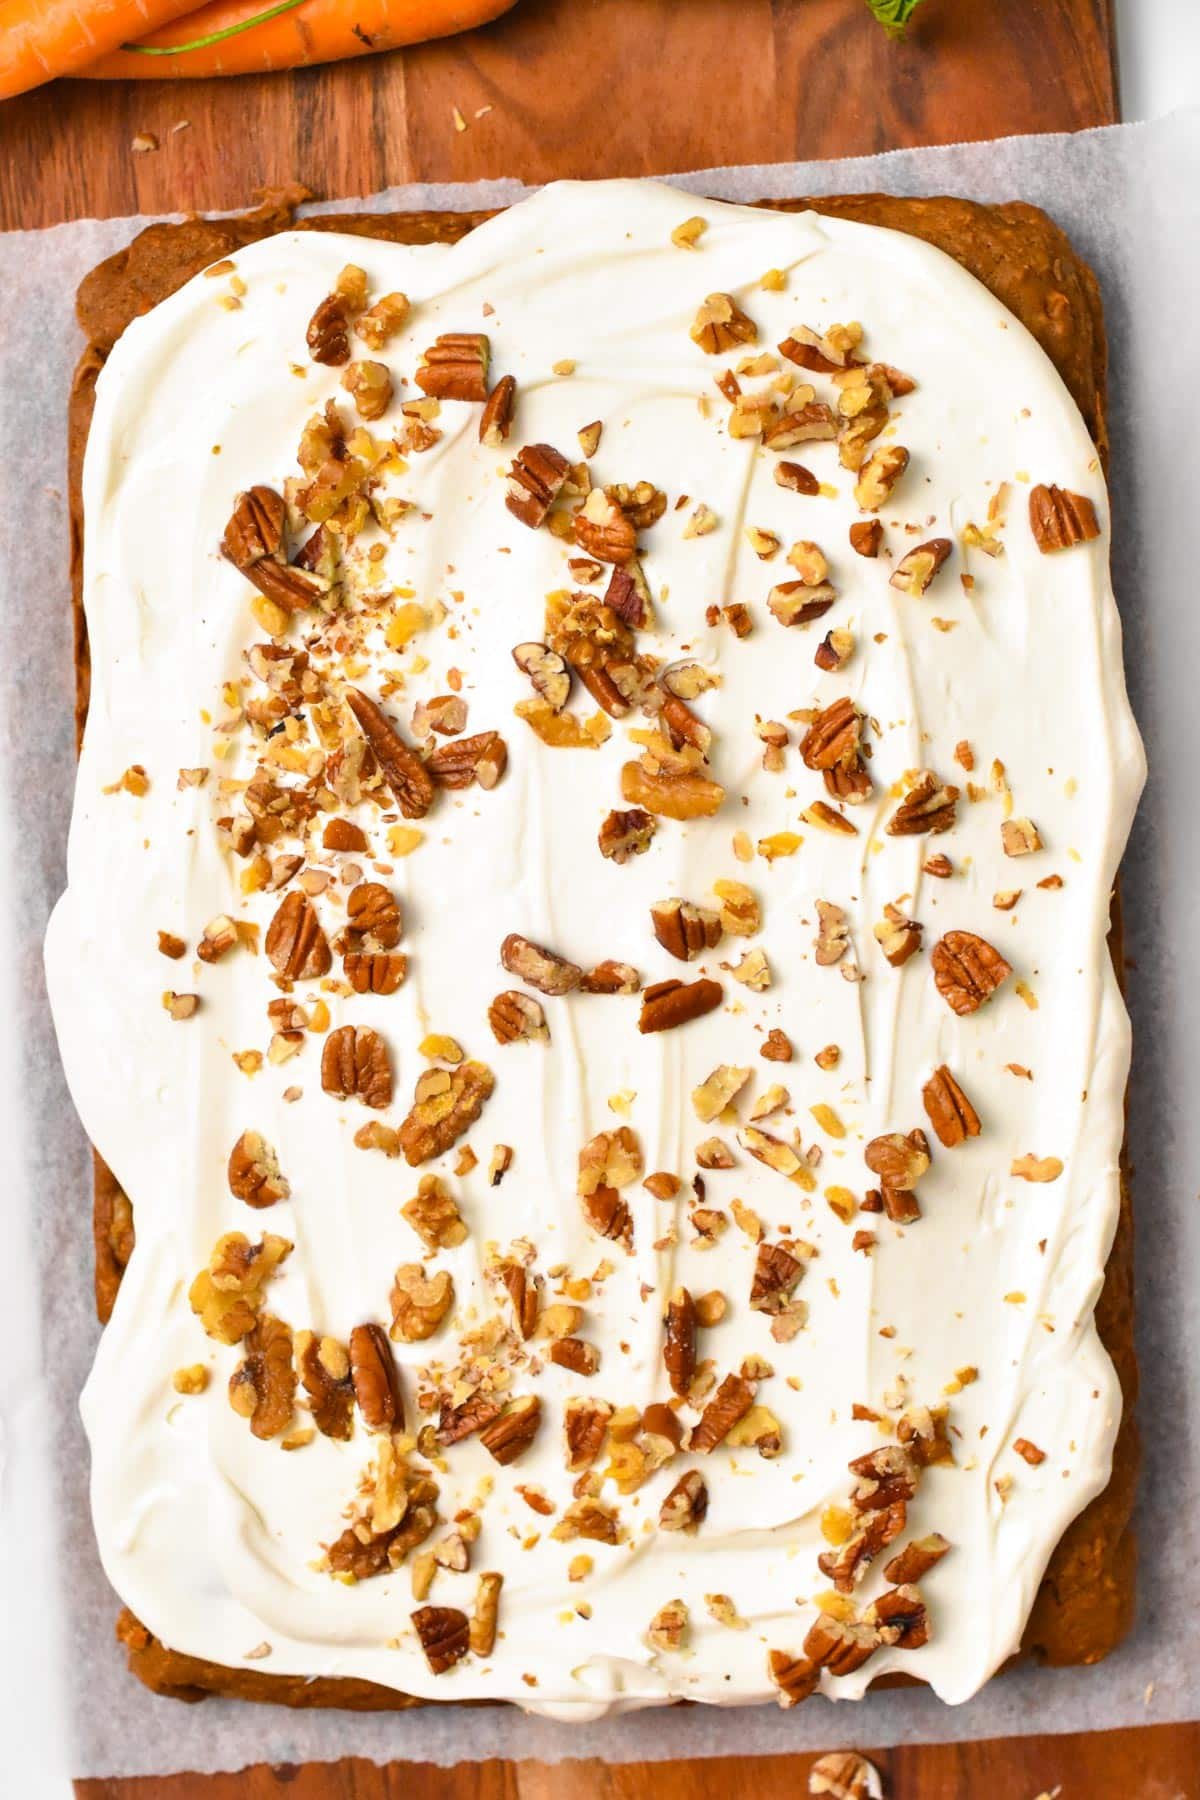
[69,188,1135,1709]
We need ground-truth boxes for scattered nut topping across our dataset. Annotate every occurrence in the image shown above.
[349,1323,404,1431]
[479,1395,542,1465]
[651,896,723,961]
[227,1130,290,1208]
[265,890,331,980]
[306,293,351,365]
[565,1397,613,1472]
[815,899,853,968]
[1029,483,1100,552]
[228,1314,295,1440]
[189,1231,292,1344]
[671,215,708,250]
[488,989,549,1045]
[638,976,723,1033]
[355,291,409,350]
[402,1174,468,1250]
[295,1331,354,1440]
[164,991,199,1020]
[775,460,820,495]
[921,1065,981,1149]
[390,1264,454,1342]
[341,359,393,421]
[689,1372,755,1453]
[428,729,508,791]
[506,442,570,529]
[1002,816,1043,856]
[480,374,517,446]
[573,487,638,565]
[691,1063,752,1124]
[172,1365,209,1395]
[864,1129,931,1223]
[1013,1437,1047,1465]
[512,642,571,712]
[415,332,490,402]
[397,1061,495,1166]
[663,1286,697,1395]
[412,1605,470,1675]
[890,537,952,597]
[346,688,434,820]
[690,292,758,354]
[500,931,583,995]
[760,1028,794,1062]
[598,807,656,863]
[1011,1154,1064,1183]
[849,518,883,558]
[659,1469,709,1534]
[931,930,1012,1016]
[874,902,923,968]
[886,771,959,836]
[854,444,909,511]
[321,1024,393,1110]
[750,1240,804,1313]
[883,1531,950,1584]
[801,697,870,803]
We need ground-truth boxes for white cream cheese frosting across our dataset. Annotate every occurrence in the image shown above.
[44,179,1145,1714]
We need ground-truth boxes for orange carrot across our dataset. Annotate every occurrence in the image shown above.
[80,0,517,79]
[0,0,201,99]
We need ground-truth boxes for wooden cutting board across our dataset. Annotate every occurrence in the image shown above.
[4,0,1187,1793]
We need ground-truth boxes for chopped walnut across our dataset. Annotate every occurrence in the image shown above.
[690,292,758,354]
[227,1130,290,1208]
[390,1264,455,1342]
[295,1331,354,1440]
[228,1314,295,1440]
[646,1599,690,1653]
[402,1175,468,1251]
[189,1231,292,1344]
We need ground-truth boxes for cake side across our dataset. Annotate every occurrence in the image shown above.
[58,182,1144,1713]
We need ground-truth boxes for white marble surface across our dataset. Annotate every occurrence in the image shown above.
[1116,0,1198,122]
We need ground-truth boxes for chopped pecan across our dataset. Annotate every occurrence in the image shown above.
[222,484,285,568]
[581,959,640,995]
[402,1174,468,1251]
[864,1130,930,1218]
[849,518,883,558]
[768,1649,819,1708]
[749,1241,803,1313]
[551,1498,620,1544]
[549,1336,600,1375]
[580,1186,633,1252]
[1029,483,1100,552]
[775,460,820,495]
[598,807,656,864]
[887,772,959,836]
[663,1287,697,1396]
[565,1397,612,1472]
[480,1396,542,1465]
[349,1322,404,1430]
[411,1605,470,1675]
[1002,816,1042,856]
[779,321,860,372]
[818,1502,908,1593]
[809,1751,882,1797]
[621,759,724,821]
[603,561,650,629]
[864,1584,929,1650]
[500,931,583,996]
[931,930,1011,1015]
[415,332,490,402]
[803,1613,881,1677]
[922,1065,981,1148]
[295,1331,354,1440]
[767,579,837,629]
[659,1469,708,1534]
[321,1025,393,1110]
[506,442,570,528]
[573,487,638,565]
[854,444,909,511]
[480,373,516,446]
[608,481,666,531]
[489,989,549,1044]
[639,977,722,1034]
[438,1393,503,1446]
[691,1062,752,1124]
[897,1403,955,1466]
[228,1313,295,1440]
[801,696,863,777]
[306,293,351,365]
[470,1571,504,1656]
[189,1231,291,1344]
[499,1261,541,1339]
[646,1598,690,1653]
[346,689,434,820]
[691,293,757,354]
[512,642,571,712]
[265,889,331,980]
[874,902,923,968]
[546,592,645,716]
[761,1028,794,1062]
[390,1264,454,1343]
[690,1373,755,1453]
[815,898,852,968]
[397,1061,495,1166]
[343,952,407,995]
[651,897,723,962]
[890,538,952,597]
[227,1130,290,1209]
[428,730,507,791]
[884,1532,950,1585]
[343,882,403,951]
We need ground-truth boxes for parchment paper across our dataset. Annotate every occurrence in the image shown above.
[2,111,1197,1780]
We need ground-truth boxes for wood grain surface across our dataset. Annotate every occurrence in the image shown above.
[0,0,1119,229]
[7,0,1180,1794]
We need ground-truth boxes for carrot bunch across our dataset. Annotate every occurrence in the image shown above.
[0,0,517,98]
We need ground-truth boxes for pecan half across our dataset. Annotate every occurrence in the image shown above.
[428,730,508,791]
[768,1649,820,1708]
[412,1605,470,1675]
[415,332,490,402]
[549,1336,600,1375]
[228,1313,295,1440]
[598,807,656,863]
[803,1613,881,1677]
[390,1264,454,1342]
[690,293,757,354]
[512,642,571,711]
[480,373,516,446]
[343,951,408,995]
[663,1287,697,1395]
[884,1532,950,1585]
[801,696,862,773]
[296,1331,354,1440]
[922,1065,981,1148]
[306,293,351,365]
[488,989,549,1044]
[438,1393,502,1446]
[506,442,570,528]
[500,931,582,996]
[931,930,1011,1016]
[349,1322,404,1431]
[479,1396,541,1466]
[397,1061,495,1166]
[651,897,723,962]
[886,772,959,836]
[639,977,722,1033]
[222,488,328,612]
[347,689,434,820]
[690,1373,755,1453]
[1029,483,1100,552]
[321,1024,393,1110]
[227,1130,290,1209]
[890,538,952,597]
[265,890,331,980]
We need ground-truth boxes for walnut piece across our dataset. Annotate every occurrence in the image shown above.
[809,1750,883,1798]
[228,1313,295,1440]
[189,1231,292,1344]
[402,1174,468,1251]
[621,757,724,821]
[397,1061,495,1166]
[390,1264,455,1342]
[295,1331,354,1440]
[321,1024,393,1110]
[690,293,758,354]
[227,1130,290,1209]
